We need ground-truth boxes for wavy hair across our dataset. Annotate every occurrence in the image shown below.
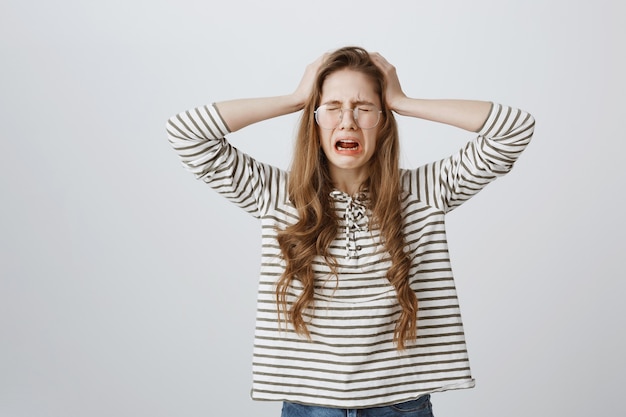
[275,46,417,349]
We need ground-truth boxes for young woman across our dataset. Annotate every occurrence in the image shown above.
[167,46,535,417]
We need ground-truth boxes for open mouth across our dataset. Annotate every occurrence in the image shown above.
[335,139,360,151]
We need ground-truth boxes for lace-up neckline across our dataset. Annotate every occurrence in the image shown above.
[329,190,370,260]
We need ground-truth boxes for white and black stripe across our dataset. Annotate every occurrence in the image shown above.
[167,102,535,408]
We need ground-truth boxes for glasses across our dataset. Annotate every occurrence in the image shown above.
[314,104,382,130]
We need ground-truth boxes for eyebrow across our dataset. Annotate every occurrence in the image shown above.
[321,99,376,106]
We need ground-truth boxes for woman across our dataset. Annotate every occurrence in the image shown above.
[167,46,535,416]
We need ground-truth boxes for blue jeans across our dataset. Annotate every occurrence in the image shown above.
[280,394,434,417]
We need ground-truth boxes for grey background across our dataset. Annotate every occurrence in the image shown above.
[1,1,624,416]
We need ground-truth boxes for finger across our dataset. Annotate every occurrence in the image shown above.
[370,52,392,70]
[370,52,385,61]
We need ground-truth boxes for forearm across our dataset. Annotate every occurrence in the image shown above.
[214,94,305,133]
[391,98,493,133]
[199,53,325,133]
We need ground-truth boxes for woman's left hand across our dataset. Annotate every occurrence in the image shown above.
[370,52,407,112]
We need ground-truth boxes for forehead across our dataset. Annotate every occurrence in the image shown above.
[320,69,380,105]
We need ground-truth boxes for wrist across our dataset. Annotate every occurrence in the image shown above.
[288,92,308,112]
[388,95,413,116]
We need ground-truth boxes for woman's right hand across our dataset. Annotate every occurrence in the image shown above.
[291,53,327,110]
[214,53,328,133]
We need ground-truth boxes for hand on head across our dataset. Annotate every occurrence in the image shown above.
[369,52,407,112]
[294,48,407,115]
[292,53,328,110]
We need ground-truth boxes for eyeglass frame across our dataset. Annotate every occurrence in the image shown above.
[313,104,383,130]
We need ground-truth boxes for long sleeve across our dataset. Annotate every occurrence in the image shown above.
[166,103,283,218]
[404,103,536,212]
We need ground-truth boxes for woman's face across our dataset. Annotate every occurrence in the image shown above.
[317,69,381,186]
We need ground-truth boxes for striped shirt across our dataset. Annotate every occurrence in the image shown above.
[166,102,535,408]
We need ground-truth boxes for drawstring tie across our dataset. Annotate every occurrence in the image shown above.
[330,190,369,260]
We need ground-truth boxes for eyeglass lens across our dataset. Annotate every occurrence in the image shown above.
[315,105,380,129]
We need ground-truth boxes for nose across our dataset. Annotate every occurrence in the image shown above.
[339,108,357,129]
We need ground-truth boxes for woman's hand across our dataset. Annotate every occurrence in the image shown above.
[370,52,407,112]
[370,52,490,131]
[214,53,328,133]
[291,53,327,109]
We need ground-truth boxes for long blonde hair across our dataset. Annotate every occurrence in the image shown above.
[276,46,417,349]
